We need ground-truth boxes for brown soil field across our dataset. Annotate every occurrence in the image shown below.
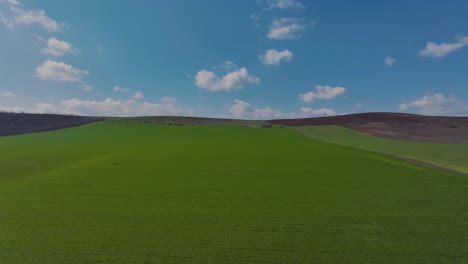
[0,112,103,137]
[269,112,468,143]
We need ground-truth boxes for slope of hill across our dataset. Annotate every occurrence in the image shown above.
[0,121,467,263]
[0,112,103,137]
[114,116,269,127]
[2,112,468,144]
[269,112,468,143]
[296,125,468,173]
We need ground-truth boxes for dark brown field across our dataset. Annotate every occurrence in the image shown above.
[269,112,468,143]
[0,112,102,137]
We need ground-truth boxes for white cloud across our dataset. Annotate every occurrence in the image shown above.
[229,99,336,119]
[261,0,304,9]
[113,87,144,100]
[291,107,336,118]
[0,90,16,97]
[299,85,346,103]
[0,97,193,117]
[259,49,293,65]
[10,6,61,32]
[0,0,20,5]
[113,86,131,93]
[384,56,397,66]
[35,60,88,82]
[267,17,307,40]
[42,37,74,56]
[399,94,450,109]
[0,103,59,114]
[399,93,468,116]
[133,91,144,100]
[195,67,260,92]
[229,99,283,119]
[81,84,93,92]
[419,36,468,58]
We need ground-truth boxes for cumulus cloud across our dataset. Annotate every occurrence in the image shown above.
[35,60,88,82]
[229,99,283,119]
[133,91,144,100]
[0,97,193,117]
[113,86,142,100]
[229,99,336,119]
[419,36,468,58]
[291,107,336,118]
[399,93,468,116]
[384,56,397,66]
[399,94,451,110]
[113,86,145,100]
[261,0,304,9]
[259,49,293,65]
[299,85,346,103]
[0,90,16,97]
[267,17,307,40]
[195,67,260,92]
[9,6,61,32]
[1,2,63,32]
[42,37,74,56]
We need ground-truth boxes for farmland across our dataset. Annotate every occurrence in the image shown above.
[0,112,102,137]
[296,125,468,173]
[0,121,467,263]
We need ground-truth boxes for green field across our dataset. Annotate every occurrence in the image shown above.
[296,126,468,173]
[1,121,467,263]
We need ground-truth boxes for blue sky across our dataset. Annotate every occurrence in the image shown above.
[1,0,468,118]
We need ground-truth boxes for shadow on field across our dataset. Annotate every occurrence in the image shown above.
[0,112,103,137]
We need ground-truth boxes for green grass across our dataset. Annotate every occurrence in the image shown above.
[0,121,467,263]
[296,126,468,173]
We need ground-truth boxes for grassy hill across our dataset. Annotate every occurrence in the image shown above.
[296,125,468,173]
[270,112,468,144]
[0,122,467,263]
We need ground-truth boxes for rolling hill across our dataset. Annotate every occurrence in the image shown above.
[0,121,467,263]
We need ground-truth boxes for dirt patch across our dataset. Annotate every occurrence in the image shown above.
[0,112,103,137]
[269,112,468,144]
[346,123,468,144]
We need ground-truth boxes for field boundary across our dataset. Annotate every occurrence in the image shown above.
[294,126,468,176]
[394,155,467,176]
